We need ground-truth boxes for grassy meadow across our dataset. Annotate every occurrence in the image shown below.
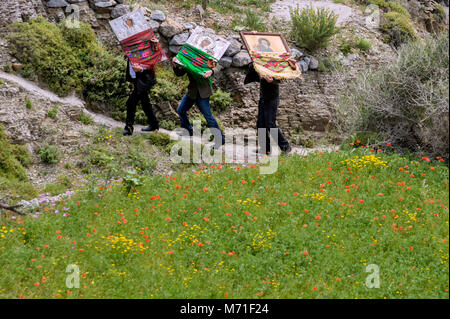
[0,141,448,299]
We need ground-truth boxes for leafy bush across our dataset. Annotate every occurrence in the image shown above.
[340,37,372,55]
[386,1,410,18]
[356,37,372,52]
[244,9,266,32]
[39,144,61,164]
[335,33,449,159]
[0,125,30,181]
[25,98,32,109]
[78,113,93,125]
[122,169,144,194]
[47,104,58,119]
[290,6,339,52]
[8,19,129,115]
[159,119,177,131]
[210,89,232,113]
[381,11,417,46]
[150,65,188,103]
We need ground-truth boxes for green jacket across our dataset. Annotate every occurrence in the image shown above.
[173,63,216,99]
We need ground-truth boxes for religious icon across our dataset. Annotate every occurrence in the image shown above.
[240,32,290,55]
[185,27,230,61]
[240,32,301,80]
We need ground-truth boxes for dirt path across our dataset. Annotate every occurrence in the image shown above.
[0,71,337,159]
[270,0,355,26]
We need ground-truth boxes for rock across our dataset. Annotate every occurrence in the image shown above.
[151,10,165,22]
[219,56,233,68]
[303,56,311,65]
[96,13,110,19]
[47,7,66,22]
[232,51,251,67]
[0,0,47,26]
[183,22,196,30]
[67,0,88,3]
[148,20,160,32]
[299,60,308,73]
[169,32,189,46]
[159,17,184,38]
[290,48,304,60]
[224,38,241,57]
[309,57,319,70]
[342,53,358,66]
[110,4,130,19]
[76,1,99,28]
[193,4,205,19]
[93,0,116,13]
[169,45,182,54]
[47,0,69,7]
[11,63,23,72]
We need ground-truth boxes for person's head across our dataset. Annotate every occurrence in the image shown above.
[200,38,211,48]
[125,18,134,28]
[258,38,271,48]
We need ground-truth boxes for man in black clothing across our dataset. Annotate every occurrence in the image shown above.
[244,63,292,154]
[123,59,159,136]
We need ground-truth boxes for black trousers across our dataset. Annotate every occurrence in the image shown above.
[125,83,159,128]
[257,95,290,152]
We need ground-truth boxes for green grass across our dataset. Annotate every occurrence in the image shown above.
[25,98,32,110]
[0,144,448,299]
[78,113,93,125]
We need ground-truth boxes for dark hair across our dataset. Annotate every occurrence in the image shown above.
[258,38,270,47]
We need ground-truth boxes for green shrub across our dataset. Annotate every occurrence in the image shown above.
[336,33,449,159]
[39,144,61,164]
[339,36,371,55]
[433,3,447,21]
[381,11,417,46]
[210,89,232,113]
[318,56,342,72]
[78,113,93,125]
[0,125,30,181]
[150,65,188,103]
[290,5,339,51]
[47,104,58,119]
[159,119,177,131]
[368,0,387,8]
[386,1,410,18]
[25,98,32,109]
[356,37,372,52]
[244,9,266,32]
[147,132,173,148]
[0,80,5,85]
[7,19,129,115]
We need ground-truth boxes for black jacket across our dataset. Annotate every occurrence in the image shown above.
[126,60,157,93]
[244,63,279,100]
[173,63,215,99]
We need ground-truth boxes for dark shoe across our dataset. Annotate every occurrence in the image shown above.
[123,125,134,136]
[141,126,159,132]
[280,145,292,154]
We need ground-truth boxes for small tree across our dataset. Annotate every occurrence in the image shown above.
[290,5,338,52]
